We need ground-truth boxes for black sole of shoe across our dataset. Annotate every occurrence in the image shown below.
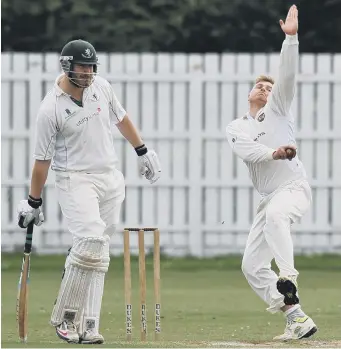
[78,340,104,345]
[277,278,299,305]
[300,326,318,339]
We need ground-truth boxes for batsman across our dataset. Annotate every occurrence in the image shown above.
[16,39,161,344]
[226,5,317,341]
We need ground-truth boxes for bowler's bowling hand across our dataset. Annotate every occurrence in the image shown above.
[279,5,298,35]
[285,147,297,160]
[272,145,297,161]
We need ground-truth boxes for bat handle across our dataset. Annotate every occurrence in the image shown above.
[24,222,34,254]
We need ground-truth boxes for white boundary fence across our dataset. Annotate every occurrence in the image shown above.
[1,52,341,256]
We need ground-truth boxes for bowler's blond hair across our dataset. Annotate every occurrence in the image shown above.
[255,75,275,85]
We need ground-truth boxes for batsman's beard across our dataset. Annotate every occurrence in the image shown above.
[68,72,95,88]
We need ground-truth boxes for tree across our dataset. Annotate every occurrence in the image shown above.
[2,0,341,53]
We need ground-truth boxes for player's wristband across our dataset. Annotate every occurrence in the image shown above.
[28,195,43,209]
[135,144,148,156]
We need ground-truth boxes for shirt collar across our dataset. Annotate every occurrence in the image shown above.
[245,112,255,121]
[54,74,68,97]
[245,107,265,121]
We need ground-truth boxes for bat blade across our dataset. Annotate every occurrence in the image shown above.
[16,253,30,343]
[16,221,34,343]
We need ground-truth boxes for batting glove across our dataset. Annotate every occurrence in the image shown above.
[135,144,161,184]
[17,195,45,228]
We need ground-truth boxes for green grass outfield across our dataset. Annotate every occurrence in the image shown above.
[2,253,341,348]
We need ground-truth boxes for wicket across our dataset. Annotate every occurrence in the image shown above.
[123,228,161,341]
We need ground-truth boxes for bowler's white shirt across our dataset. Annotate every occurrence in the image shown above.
[226,34,307,197]
[34,75,126,173]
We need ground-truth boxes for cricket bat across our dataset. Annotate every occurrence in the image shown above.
[16,221,34,343]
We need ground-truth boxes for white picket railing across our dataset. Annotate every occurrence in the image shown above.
[1,52,341,256]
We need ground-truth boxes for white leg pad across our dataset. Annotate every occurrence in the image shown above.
[50,237,107,326]
[78,272,105,335]
[78,240,110,335]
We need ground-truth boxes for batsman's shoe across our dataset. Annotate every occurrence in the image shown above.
[79,329,104,344]
[273,316,317,341]
[277,277,299,305]
[55,321,79,343]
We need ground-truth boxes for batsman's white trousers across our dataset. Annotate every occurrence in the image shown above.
[241,179,312,314]
[55,169,125,239]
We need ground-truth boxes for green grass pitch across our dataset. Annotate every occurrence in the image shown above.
[2,253,341,348]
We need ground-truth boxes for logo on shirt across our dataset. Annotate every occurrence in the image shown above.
[92,93,99,101]
[254,132,265,142]
[65,108,76,119]
[257,112,265,122]
[82,48,93,58]
[76,115,93,126]
[76,109,101,126]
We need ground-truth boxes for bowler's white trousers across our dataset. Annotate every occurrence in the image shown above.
[241,179,312,313]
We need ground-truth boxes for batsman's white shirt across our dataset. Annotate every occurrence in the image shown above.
[226,34,307,197]
[34,75,126,173]
[33,75,126,238]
